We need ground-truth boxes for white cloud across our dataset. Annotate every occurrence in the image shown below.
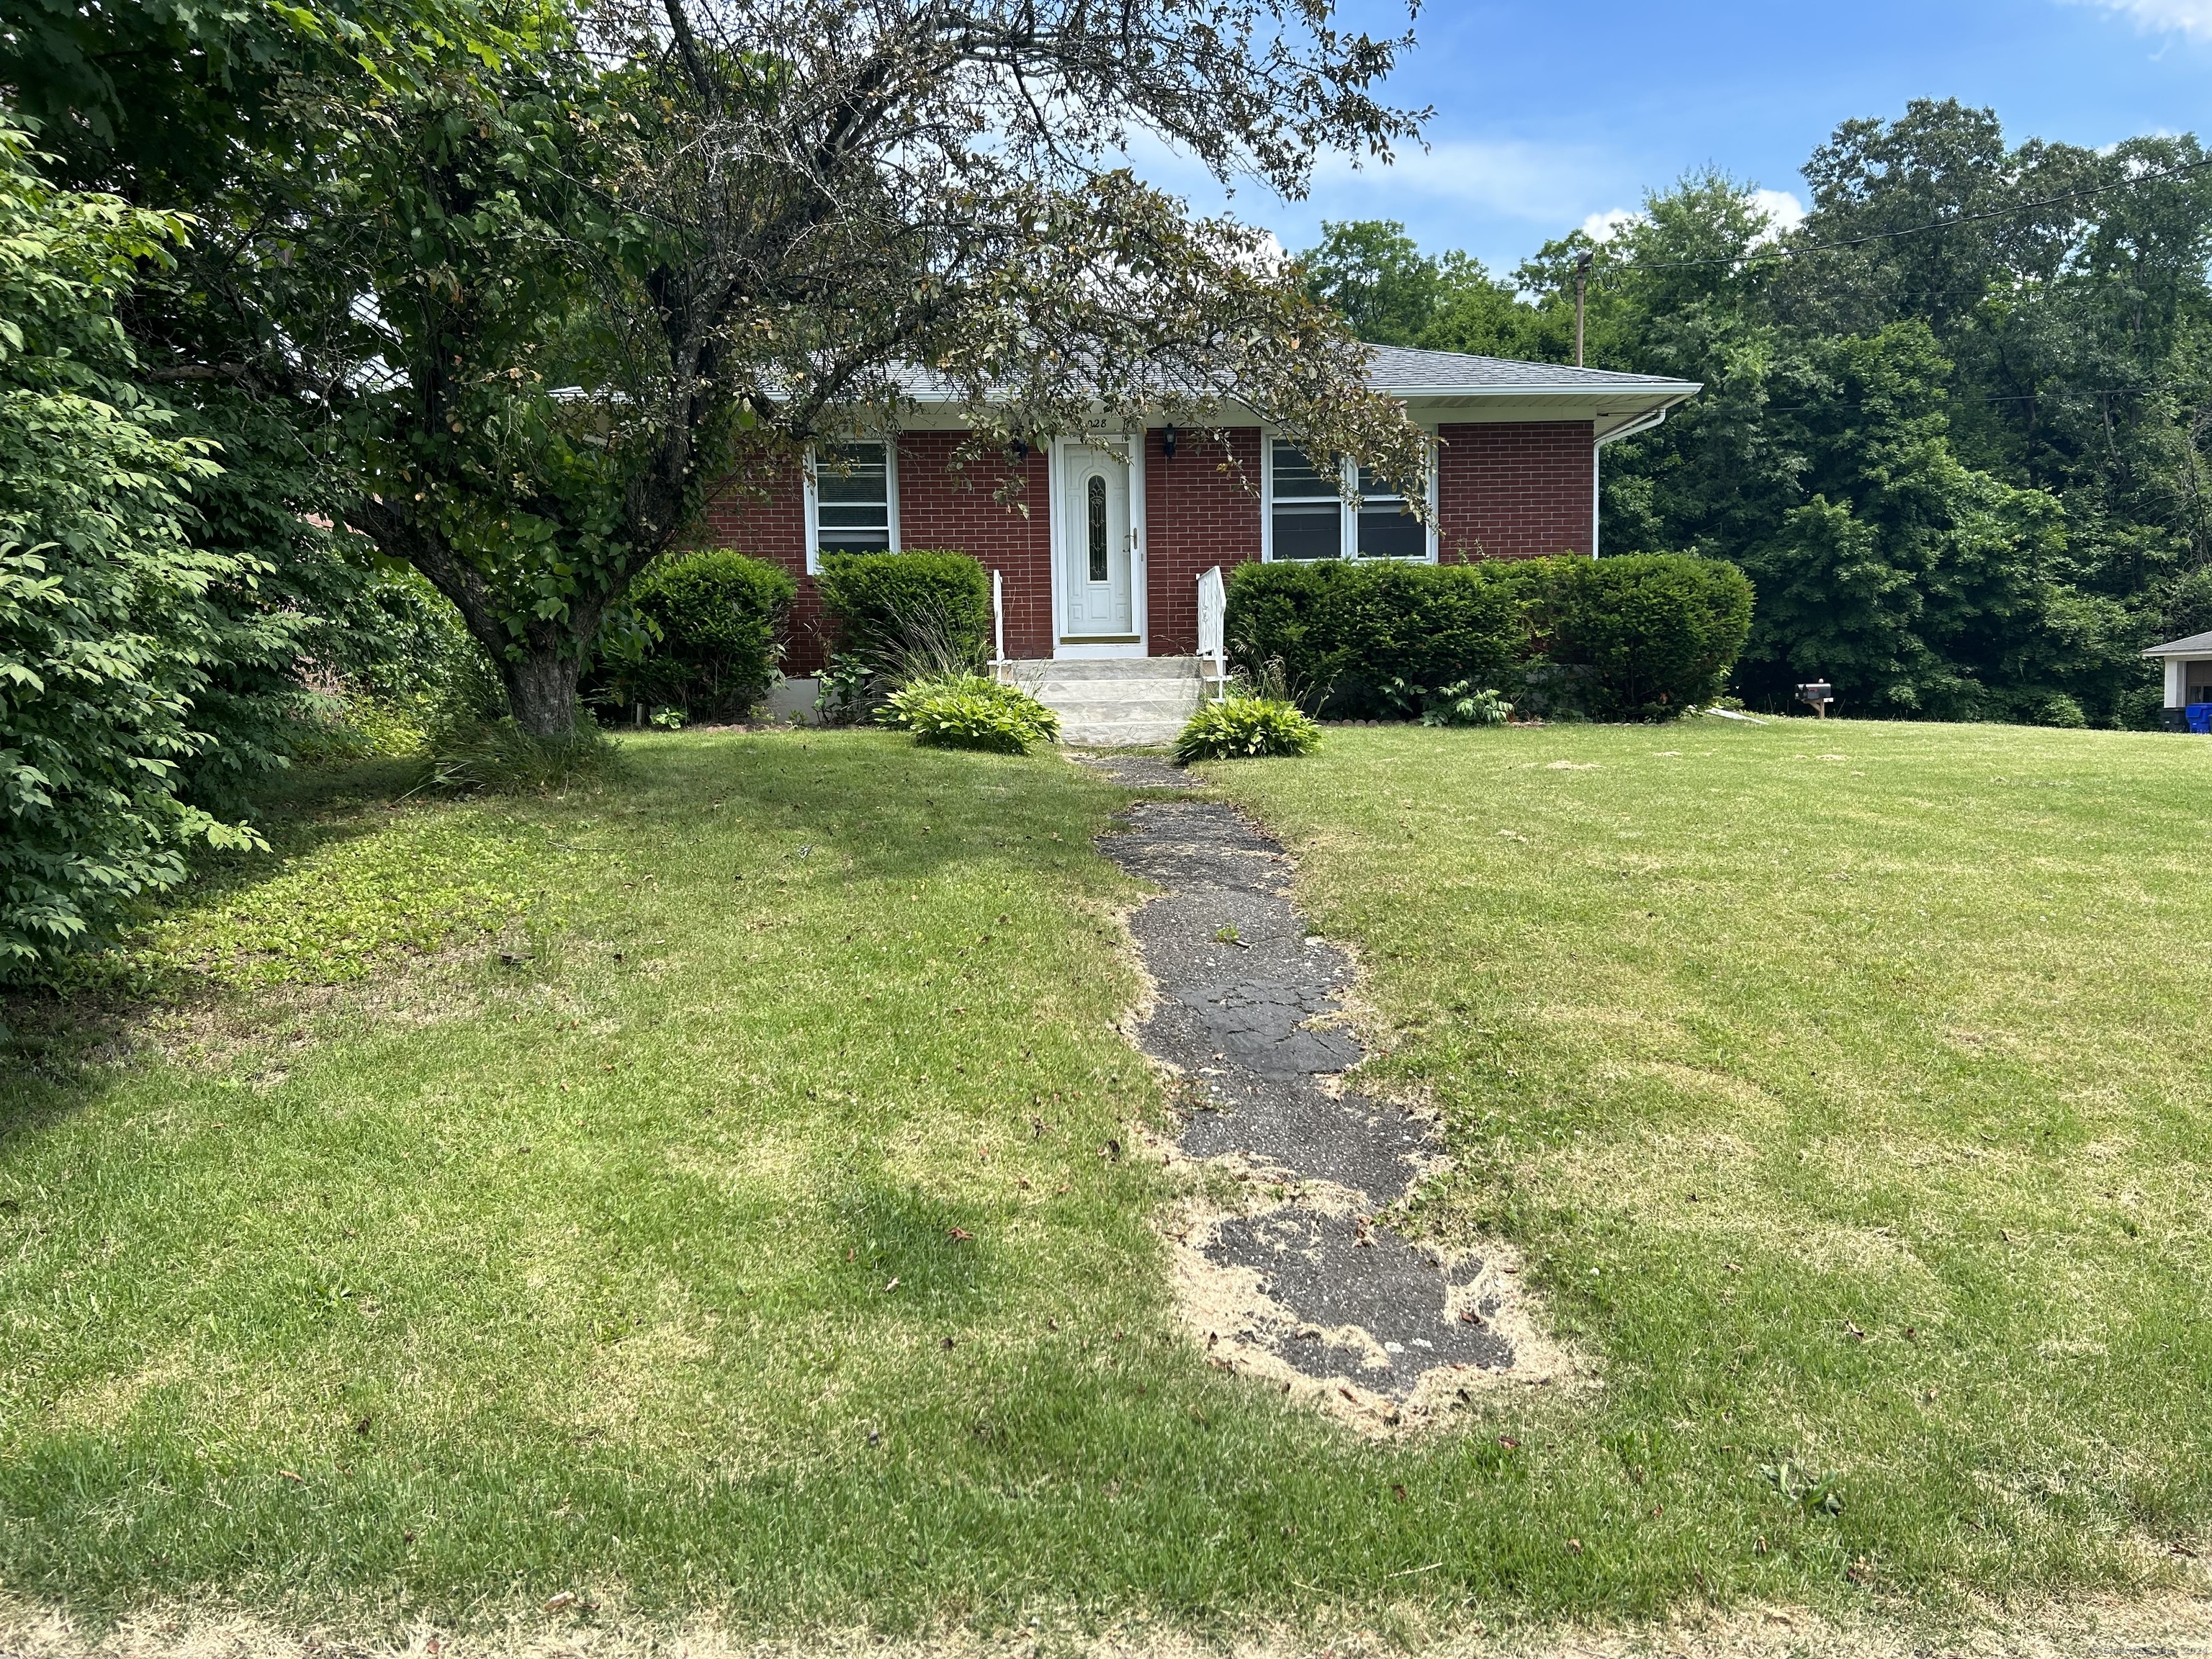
[2071,0,2212,38]
[1748,188,1807,244]
[1308,138,1616,224]
[1581,207,1640,243]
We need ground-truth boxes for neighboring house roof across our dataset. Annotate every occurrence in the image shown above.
[2144,630,2212,658]
[891,343,1701,440]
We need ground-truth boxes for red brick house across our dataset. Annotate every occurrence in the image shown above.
[705,345,1698,677]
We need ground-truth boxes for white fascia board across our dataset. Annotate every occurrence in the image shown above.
[1377,379,1702,400]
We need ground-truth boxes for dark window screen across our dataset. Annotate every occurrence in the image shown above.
[1354,464,1424,559]
[1270,439,1341,560]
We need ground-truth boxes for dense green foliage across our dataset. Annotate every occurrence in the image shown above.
[594,549,793,721]
[1172,693,1321,760]
[1301,102,2212,723]
[0,119,269,971]
[815,550,994,672]
[1491,554,1755,721]
[881,673,1060,753]
[1223,559,1523,717]
[1224,555,1749,721]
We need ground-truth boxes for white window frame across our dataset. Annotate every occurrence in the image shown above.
[804,438,900,574]
[1259,429,1437,563]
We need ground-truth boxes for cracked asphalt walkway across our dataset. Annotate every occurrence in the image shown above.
[1078,752,1524,1411]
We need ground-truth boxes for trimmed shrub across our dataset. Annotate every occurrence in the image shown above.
[881,673,1059,754]
[1223,560,1524,719]
[1223,554,1753,724]
[598,549,793,721]
[1173,695,1322,762]
[816,549,992,673]
[1518,554,1754,721]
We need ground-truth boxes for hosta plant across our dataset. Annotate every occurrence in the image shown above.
[880,674,1060,755]
[1172,695,1321,763]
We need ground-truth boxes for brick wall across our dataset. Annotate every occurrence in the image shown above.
[894,433,1053,660]
[1143,426,1264,655]
[698,455,817,666]
[1435,421,1594,562]
[697,438,1050,673]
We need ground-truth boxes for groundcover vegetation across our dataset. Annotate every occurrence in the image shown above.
[2,724,2210,1640]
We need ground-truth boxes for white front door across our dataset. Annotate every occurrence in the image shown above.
[1060,441,1135,640]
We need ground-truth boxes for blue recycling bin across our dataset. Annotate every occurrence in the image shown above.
[2188,703,2212,734]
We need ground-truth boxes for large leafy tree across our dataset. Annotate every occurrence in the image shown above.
[1,0,479,796]
[105,0,1437,737]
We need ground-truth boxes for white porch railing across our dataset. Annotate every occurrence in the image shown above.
[991,568,1009,681]
[1195,565,1228,698]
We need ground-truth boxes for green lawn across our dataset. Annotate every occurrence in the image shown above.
[3,721,2211,1644]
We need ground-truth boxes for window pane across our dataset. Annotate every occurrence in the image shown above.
[1272,504,1342,560]
[1357,504,1426,559]
[1087,475,1108,581]
[1354,464,1407,500]
[817,526,892,553]
[815,441,891,554]
[818,442,888,503]
[1271,439,1339,500]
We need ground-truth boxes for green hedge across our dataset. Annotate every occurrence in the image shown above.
[1522,554,1754,721]
[1222,560,1523,719]
[815,549,992,672]
[1223,554,1753,722]
[598,549,794,719]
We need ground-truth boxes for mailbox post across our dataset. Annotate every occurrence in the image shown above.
[1796,680,1835,719]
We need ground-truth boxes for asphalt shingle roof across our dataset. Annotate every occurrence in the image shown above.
[2145,629,2212,656]
[893,343,1696,400]
[1354,343,1696,393]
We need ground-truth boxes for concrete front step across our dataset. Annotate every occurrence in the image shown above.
[1061,721,1189,747]
[1006,655,1210,748]
[1009,655,1203,682]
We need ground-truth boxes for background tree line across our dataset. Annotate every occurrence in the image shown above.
[1300,99,2212,725]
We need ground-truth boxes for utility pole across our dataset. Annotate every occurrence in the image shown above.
[1575,250,1593,368]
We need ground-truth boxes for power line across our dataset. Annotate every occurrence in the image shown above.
[1578,153,2212,277]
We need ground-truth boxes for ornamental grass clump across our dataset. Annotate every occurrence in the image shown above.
[1172,695,1321,763]
[880,673,1060,755]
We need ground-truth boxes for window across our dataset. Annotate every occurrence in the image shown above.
[1087,475,1109,581]
[809,440,896,569]
[1269,439,1345,560]
[1266,436,1432,562]
[1355,464,1426,559]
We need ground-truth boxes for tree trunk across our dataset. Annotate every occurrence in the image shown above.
[503,649,586,739]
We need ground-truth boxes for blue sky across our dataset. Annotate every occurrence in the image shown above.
[1148,0,2212,276]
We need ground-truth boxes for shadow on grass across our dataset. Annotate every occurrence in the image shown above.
[620,727,1147,894]
[0,757,483,1147]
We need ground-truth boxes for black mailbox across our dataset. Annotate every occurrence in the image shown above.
[1796,680,1835,716]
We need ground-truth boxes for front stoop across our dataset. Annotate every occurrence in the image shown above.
[1007,656,1208,748]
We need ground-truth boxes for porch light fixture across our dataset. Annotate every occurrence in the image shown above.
[1162,423,1177,460]
[1010,436,1029,461]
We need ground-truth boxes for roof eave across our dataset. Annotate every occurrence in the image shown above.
[1380,380,1702,400]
